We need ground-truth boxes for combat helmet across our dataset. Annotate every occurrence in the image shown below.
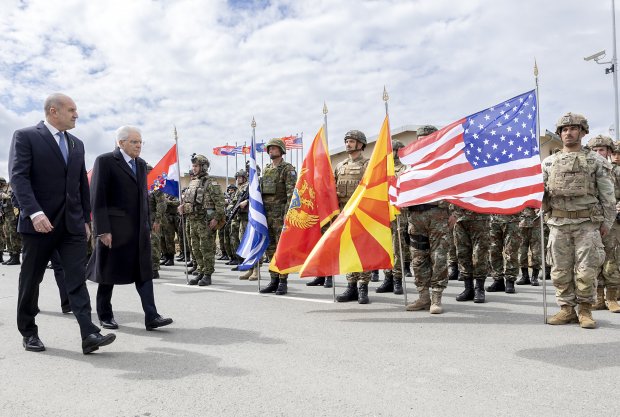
[0,177,6,185]
[555,112,589,135]
[416,125,438,138]
[266,138,286,155]
[191,153,210,173]
[227,184,238,191]
[614,141,620,154]
[392,140,405,152]
[587,134,614,150]
[344,130,367,145]
[235,169,247,179]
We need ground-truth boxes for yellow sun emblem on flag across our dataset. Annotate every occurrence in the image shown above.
[285,173,319,230]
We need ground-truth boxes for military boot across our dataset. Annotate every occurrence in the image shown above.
[5,254,20,265]
[248,267,259,281]
[547,305,578,325]
[429,290,443,314]
[375,271,394,293]
[0,252,4,263]
[306,277,325,286]
[447,262,459,281]
[456,278,474,301]
[486,278,505,292]
[393,278,404,295]
[403,261,413,277]
[162,256,174,266]
[159,255,168,265]
[505,279,515,294]
[545,266,551,280]
[275,279,288,295]
[239,269,253,280]
[473,278,486,303]
[592,287,606,310]
[324,276,333,288]
[217,254,229,260]
[605,288,620,313]
[336,282,358,302]
[516,267,530,285]
[259,276,279,293]
[186,259,195,267]
[406,288,431,311]
[370,270,379,282]
[530,268,540,286]
[577,303,597,329]
[188,273,203,285]
[358,283,369,304]
[198,274,212,286]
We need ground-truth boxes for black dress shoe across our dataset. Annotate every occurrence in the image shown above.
[61,304,72,314]
[152,270,160,279]
[100,318,119,329]
[82,332,116,354]
[23,335,46,352]
[145,315,173,331]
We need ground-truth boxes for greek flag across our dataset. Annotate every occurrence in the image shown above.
[236,133,269,270]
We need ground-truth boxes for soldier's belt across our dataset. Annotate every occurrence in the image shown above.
[551,209,591,219]
[409,204,439,212]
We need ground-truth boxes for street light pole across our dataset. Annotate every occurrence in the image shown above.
[611,0,619,141]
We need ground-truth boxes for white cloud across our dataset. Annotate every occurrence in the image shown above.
[0,0,618,178]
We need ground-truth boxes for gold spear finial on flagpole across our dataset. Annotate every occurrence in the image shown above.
[383,85,389,102]
[323,101,328,115]
[534,59,539,77]
[173,124,178,140]
[251,117,256,128]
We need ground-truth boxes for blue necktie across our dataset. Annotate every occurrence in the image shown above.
[57,132,68,164]
[129,159,136,176]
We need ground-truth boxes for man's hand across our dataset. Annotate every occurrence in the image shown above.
[153,222,161,233]
[177,205,184,215]
[208,218,218,230]
[32,213,53,233]
[239,200,248,209]
[85,223,91,240]
[99,233,112,248]
[448,214,457,229]
[600,224,610,238]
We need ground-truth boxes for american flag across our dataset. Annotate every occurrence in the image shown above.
[284,135,303,150]
[395,90,543,214]
[236,132,269,270]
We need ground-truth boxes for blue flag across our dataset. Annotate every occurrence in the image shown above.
[236,132,269,270]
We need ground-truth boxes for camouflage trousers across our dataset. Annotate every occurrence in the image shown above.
[489,220,522,281]
[230,217,248,259]
[188,215,216,275]
[265,210,288,280]
[599,221,620,289]
[160,217,176,256]
[217,225,227,257]
[547,222,604,306]
[3,217,21,254]
[407,207,449,291]
[224,222,235,259]
[151,226,161,271]
[454,219,489,280]
[383,217,409,280]
[0,221,5,251]
[519,224,542,269]
[447,223,457,266]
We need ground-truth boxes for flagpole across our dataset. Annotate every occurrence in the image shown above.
[252,117,262,292]
[323,102,336,302]
[384,86,408,307]
[234,141,238,174]
[225,142,229,189]
[174,125,190,285]
[534,61,548,323]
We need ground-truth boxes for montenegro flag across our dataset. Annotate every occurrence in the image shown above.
[269,126,340,274]
[299,115,398,277]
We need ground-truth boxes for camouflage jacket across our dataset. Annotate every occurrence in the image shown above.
[182,174,226,222]
[261,160,296,209]
[518,207,540,228]
[450,205,489,222]
[335,154,369,207]
[148,190,167,225]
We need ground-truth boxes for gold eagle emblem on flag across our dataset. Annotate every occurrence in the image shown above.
[285,170,319,230]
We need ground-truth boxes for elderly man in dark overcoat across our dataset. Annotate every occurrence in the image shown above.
[87,125,172,331]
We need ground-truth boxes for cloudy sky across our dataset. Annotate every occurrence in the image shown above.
[0,0,617,177]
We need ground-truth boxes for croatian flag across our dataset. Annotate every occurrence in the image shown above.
[147,144,179,198]
[236,133,269,271]
[395,90,543,214]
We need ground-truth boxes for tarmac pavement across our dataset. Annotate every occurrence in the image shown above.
[1,259,619,416]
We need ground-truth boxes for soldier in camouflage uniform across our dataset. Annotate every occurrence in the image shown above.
[486,212,522,294]
[377,140,409,296]
[515,207,542,286]
[333,130,372,303]
[146,164,168,279]
[452,206,490,303]
[178,154,226,286]
[543,113,615,328]
[259,138,297,295]
[224,184,240,268]
[402,126,450,313]
[1,180,22,265]
[611,142,620,301]
[586,135,620,313]
[228,170,253,280]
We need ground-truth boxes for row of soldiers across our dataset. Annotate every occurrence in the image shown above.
[147,111,620,330]
[0,177,22,265]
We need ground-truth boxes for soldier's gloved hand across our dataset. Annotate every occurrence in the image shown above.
[448,214,457,229]
[240,201,248,209]
[208,218,218,230]
[600,223,610,238]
